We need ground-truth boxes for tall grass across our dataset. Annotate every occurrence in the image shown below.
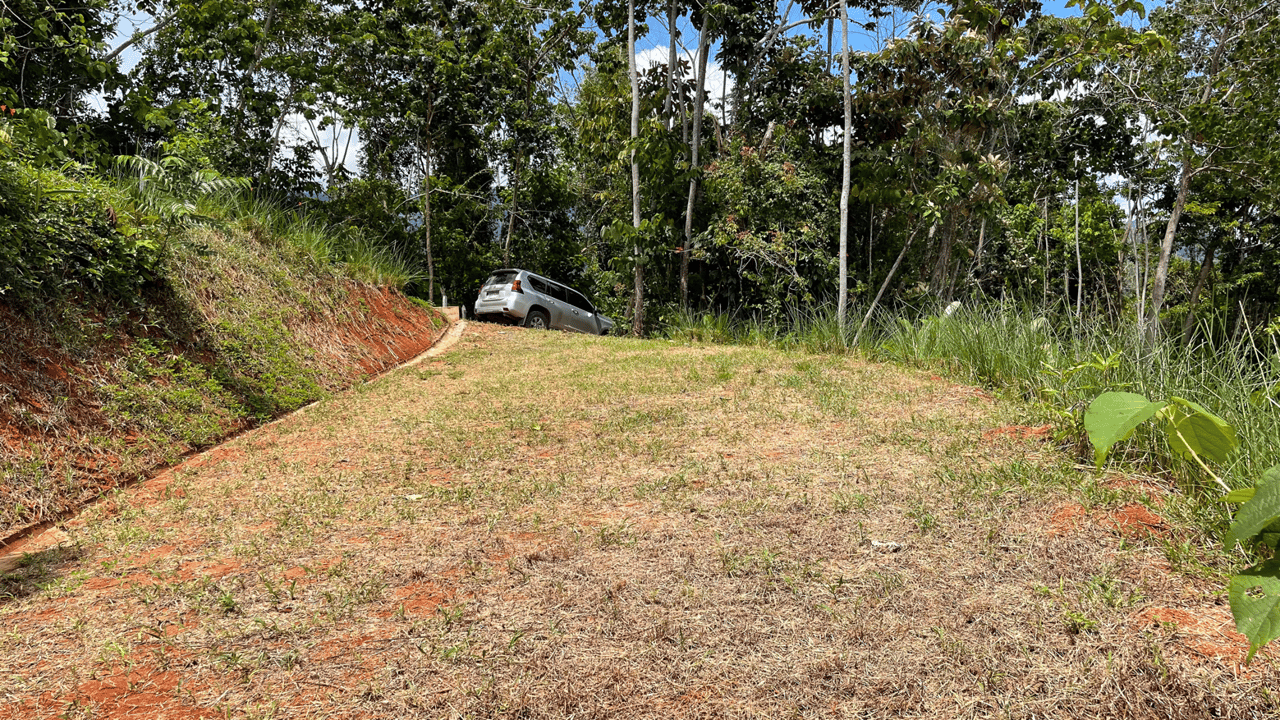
[666,301,1280,498]
[663,305,853,355]
[107,153,427,292]
[871,303,1278,488]
[209,193,424,290]
[340,234,422,288]
[105,163,423,292]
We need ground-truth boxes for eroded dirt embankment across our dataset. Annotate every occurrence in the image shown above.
[0,283,448,544]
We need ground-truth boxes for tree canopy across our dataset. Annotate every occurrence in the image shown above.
[2,0,1278,341]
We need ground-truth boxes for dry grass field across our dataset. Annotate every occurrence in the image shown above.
[1,321,1276,719]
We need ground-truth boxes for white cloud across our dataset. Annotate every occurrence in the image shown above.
[635,45,734,123]
[269,112,362,181]
[1017,79,1095,105]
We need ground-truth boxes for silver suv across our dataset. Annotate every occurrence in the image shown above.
[474,269,615,335]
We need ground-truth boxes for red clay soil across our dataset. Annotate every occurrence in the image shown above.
[1107,503,1171,538]
[981,424,1052,443]
[1046,501,1171,540]
[342,287,446,377]
[0,287,449,544]
[1045,497,1272,670]
[1047,502,1090,537]
[1133,606,1260,671]
[4,667,223,720]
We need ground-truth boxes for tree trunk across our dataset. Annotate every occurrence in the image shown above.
[1062,212,1069,310]
[1074,178,1082,317]
[837,0,851,326]
[730,69,742,132]
[504,61,536,267]
[854,223,931,346]
[946,252,962,303]
[931,214,954,297]
[1148,152,1193,341]
[423,136,435,301]
[1181,243,1216,346]
[720,70,728,136]
[866,205,873,274]
[679,84,689,145]
[264,91,294,174]
[665,0,677,131]
[503,152,521,266]
[827,18,833,74]
[682,12,711,310]
[970,216,986,283]
[251,0,280,73]
[1124,182,1140,330]
[1042,197,1049,308]
[235,0,280,143]
[1138,183,1149,336]
[628,0,644,336]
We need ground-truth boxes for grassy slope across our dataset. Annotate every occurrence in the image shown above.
[0,224,446,538]
[1,323,1274,718]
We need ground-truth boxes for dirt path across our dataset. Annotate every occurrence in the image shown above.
[1,324,1275,719]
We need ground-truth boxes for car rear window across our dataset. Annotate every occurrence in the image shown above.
[484,271,518,287]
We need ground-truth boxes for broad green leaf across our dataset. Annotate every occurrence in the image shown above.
[1255,470,1280,552]
[1221,488,1257,504]
[1261,518,1280,552]
[1083,392,1165,468]
[1228,558,1280,664]
[1264,465,1280,488]
[1226,467,1280,548]
[1161,397,1237,464]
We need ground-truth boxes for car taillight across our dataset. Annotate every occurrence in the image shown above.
[511,279,523,293]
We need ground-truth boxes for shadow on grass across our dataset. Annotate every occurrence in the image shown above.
[0,543,84,603]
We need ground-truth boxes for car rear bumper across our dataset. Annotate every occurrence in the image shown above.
[475,296,527,321]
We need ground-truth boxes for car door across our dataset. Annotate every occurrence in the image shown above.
[562,287,601,334]
[528,276,566,327]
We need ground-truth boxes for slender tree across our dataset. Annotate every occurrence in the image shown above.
[628,0,644,335]
[682,10,712,309]
[837,0,851,325]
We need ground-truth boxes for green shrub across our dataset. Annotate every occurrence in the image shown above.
[0,135,161,300]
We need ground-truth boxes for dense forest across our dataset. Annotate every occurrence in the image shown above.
[2,0,1278,338]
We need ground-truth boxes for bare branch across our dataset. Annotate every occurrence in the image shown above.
[103,12,177,63]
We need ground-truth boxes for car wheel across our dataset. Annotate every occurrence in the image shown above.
[524,309,550,330]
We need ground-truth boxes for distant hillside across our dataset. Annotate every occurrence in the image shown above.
[0,222,446,541]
